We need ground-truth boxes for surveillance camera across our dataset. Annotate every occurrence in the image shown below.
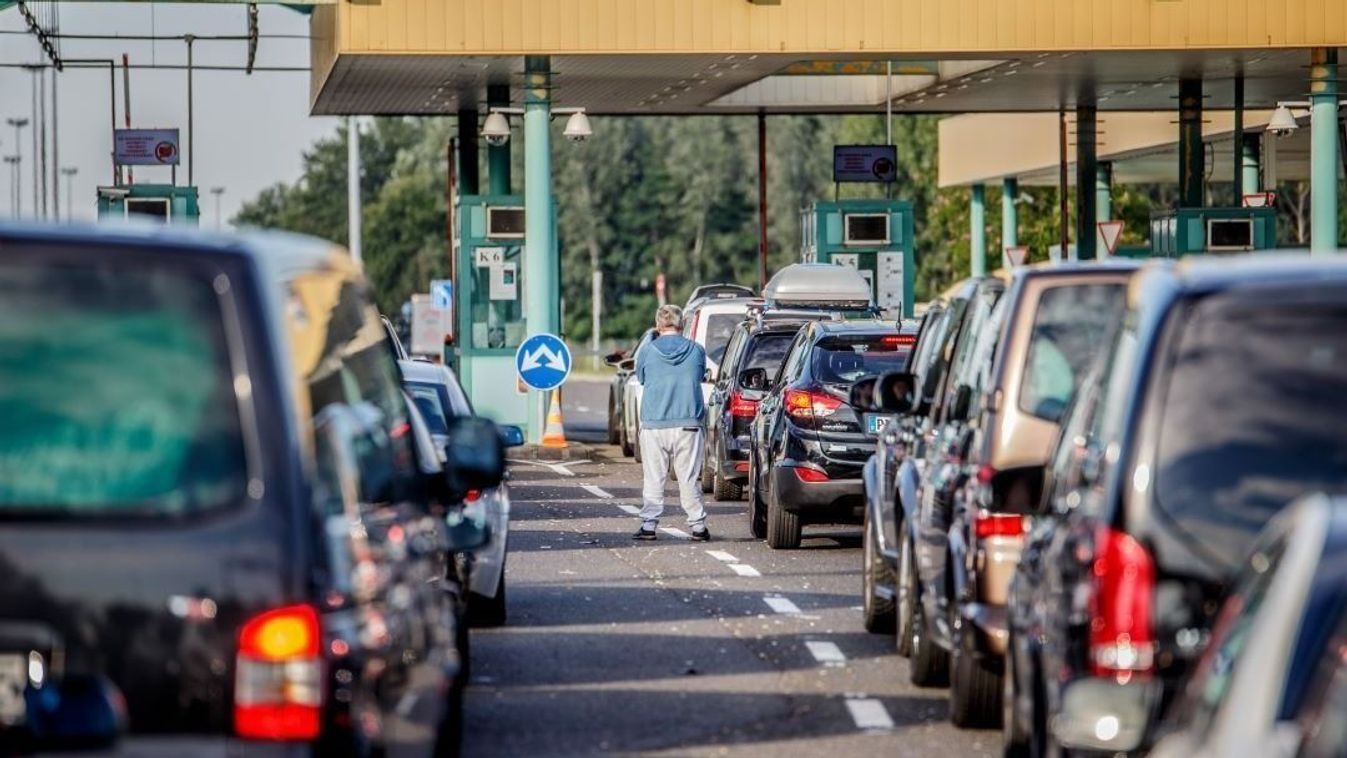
[565,132,589,144]
[563,111,592,143]
[484,132,510,147]
[481,111,511,147]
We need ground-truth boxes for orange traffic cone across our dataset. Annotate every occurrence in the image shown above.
[541,388,568,448]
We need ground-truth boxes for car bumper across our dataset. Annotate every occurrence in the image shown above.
[771,466,865,521]
[716,434,752,482]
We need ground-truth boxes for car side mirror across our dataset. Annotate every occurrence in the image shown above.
[739,367,768,391]
[442,416,506,497]
[949,384,973,423]
[875,372,916,414]
[603,351,627,367]
[618,357,636,372]
[498,424,525,448]
[847,376,879,411]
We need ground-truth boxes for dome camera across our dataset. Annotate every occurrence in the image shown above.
[563,111,592,143]
[481,111,511,146]
[1266,104,1300,138]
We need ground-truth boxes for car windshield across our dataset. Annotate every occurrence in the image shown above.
[704,313,742,363]
[743,333,796,372]
[1155,294,1347,572]
[406,382,451,435]
[811,335,910,385]
[1018,283,1126,422]
[0,260,248,516]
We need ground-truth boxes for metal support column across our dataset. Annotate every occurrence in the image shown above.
[1241,133,1262,199]
[523,55,557,442]
[347,117,362,267]
[757,111,769,289]
[1310,48,1339,255]
[1001,177,1018,261]
[970,184,986,277]
[487,83,511,195]
[1179,78,1204,208]
[1075,103,1098,261]
[1233,74,1246,202]
[456,109,480,195]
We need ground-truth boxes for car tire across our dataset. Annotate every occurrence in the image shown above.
[1002,629,1031,758]
[765,480,801,549]
[620,418,634,457]
[908,587,950,687]
[713,471,743,502]
[607,392,620,445]
[470,571,507,628]
[700,451,715,493]
[896,519,916,657]
[862,508,896,634]
[949,619,1002,728]
[747,456,768,539]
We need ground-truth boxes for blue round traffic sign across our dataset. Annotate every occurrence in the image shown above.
[515,333,572,391]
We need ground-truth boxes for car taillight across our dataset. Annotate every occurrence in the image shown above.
[881,334,917,347]
[794,465,830,483]
[734,461,750,473]
[235,605,322,741]
[783,388,843,425]
[728,391,759,418]
[1089,527,1156,683]
[974,510,1024,539]
[464,489,482,502]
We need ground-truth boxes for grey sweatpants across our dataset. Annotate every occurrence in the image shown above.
[638,426,707,530]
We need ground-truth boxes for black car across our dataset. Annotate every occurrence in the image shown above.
[0,225,504,755]
[747,320,913,549]
[702,312,833,501]
[1004,255,1347,757]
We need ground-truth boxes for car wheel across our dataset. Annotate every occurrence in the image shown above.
[700,450,715,493]
[470,571,507,628]
[632,417,643,463]
[607,392,620,445]
[908,585,950,687]
[862,508,896,634]
[713,471,743,502]
[1002,629,1031,758]
[765,478,801,550]
[620,418,634,457]
[949,610,1002,728]
[747,456,767,539]
[896,518,915,657]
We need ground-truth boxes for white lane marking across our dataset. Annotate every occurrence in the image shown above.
[764,596,801,614]
[618,504,642,515]
[705,550,739,563]
[581,484,613,499]
[805,641,846,665]
[506,459,583,477]
[729,563,762,577]
[845,698,895,730]
[660,527,691,540]
[395,692,419,718]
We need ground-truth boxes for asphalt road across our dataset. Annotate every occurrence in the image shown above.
[462,378,996,757]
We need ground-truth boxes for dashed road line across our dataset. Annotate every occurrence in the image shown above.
[805,640,846,665]
[659,527,691,540]
[763,596,801,614]
[705,550,739,563]
[617,504,642,515]
[581,484,614,499]
[845,698,895,730]
[728,563,762,577]
[507,459,584,477]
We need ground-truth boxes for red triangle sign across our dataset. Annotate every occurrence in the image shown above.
[1097,221,1124,254]
[1004,246,1029,267]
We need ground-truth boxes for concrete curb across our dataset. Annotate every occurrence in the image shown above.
[514,442,596,462]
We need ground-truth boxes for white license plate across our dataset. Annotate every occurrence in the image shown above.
[0,654,26,726]
[865,415,891,435]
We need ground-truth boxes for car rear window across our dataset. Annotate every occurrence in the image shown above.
[406,382,451,435]
[1154,295,1347,571]
[1018,283,1125,422]
[703,314,742,363]
[811,335,910,385]
[743,333,796,373]
[0,260,248,516]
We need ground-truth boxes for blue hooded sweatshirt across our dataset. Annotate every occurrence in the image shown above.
[637,333,706,429]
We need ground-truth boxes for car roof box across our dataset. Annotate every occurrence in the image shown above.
[763,263,873,309]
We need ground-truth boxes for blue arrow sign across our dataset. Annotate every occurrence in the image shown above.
[515,333,571,391]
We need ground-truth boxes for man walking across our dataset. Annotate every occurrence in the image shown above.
[632,304,710,542]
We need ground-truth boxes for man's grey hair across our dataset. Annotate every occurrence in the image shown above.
[655,304,684,331]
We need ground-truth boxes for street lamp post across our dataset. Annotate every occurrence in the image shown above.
[4,156,19,217]
[210,186,225,229]
[6,118,29,217]
[61,166,77,221]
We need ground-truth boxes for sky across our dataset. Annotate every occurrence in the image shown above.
[0,2,339,227]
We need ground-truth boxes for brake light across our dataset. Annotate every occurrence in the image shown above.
[728,390,760,418]
[974,510,1024,539]
[235,605,322,741]
[464,489,482,503]
[734,461,750,473]
[976,465,996,485]
[1089,527,1156,683]
[783,388,843,422]
[882,334,917,347]
[794,465,830,483]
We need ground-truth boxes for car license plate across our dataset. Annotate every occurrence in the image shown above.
[0,654,26,726]
[865,414,891,435]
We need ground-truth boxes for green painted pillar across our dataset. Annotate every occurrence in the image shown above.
[1179,78,1204,208]
[1241,133,1261,199]
[1310,48,1339,255]
[1001,177,1019,260]
[523,55,557,442]
[1096,161,1113,224]
[970,184,987,276]
[487,83,512,195]
[1075,103,1098,261]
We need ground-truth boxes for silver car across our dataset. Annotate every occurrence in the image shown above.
[400,359,521,626]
